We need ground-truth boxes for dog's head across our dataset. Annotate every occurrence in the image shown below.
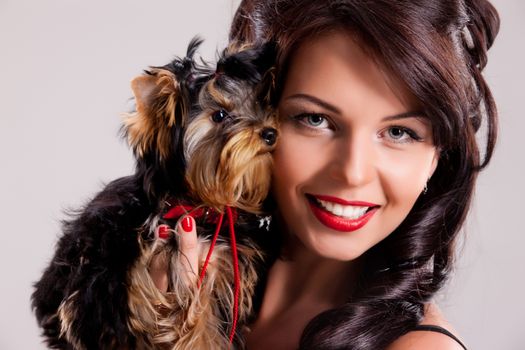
[123,39,278,213]
[184,42,278,214]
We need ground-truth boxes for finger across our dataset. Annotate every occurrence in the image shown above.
[149,224,171,292]
[177,215,199,285]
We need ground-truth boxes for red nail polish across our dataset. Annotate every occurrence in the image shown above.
[181,216,193,232]
[158,225,170,239]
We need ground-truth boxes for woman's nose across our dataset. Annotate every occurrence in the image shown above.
[329,132,376,187]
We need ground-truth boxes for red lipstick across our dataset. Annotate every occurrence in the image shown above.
[307,194,379,232]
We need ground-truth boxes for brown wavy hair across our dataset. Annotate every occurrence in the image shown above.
[229,0,500,349]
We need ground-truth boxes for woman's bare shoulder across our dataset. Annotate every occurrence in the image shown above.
[386,303,466,350]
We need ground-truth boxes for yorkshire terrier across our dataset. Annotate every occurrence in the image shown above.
[32,38,278,349]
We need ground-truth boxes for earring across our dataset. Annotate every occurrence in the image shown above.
[423,183,428,194]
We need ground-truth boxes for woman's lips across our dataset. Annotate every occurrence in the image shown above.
[306,194,379,232]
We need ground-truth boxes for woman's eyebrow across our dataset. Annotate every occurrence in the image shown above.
[382,111,428,122]
[285,93,426,121]
[285,93,341,114]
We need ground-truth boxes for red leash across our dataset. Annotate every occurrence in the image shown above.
[197,211,223,288]
[163,203,240,344]
[226,206,240,343]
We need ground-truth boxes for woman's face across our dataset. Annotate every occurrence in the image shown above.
[272,31,439,261]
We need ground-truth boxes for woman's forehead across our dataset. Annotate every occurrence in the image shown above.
[280,31,422,116]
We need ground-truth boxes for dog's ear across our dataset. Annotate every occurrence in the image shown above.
[216,41,276,84]
[216,41,277,106]
[130,74,159,117]
[122,68,187,161]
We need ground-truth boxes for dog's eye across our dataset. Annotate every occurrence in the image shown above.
[211,109,229,123]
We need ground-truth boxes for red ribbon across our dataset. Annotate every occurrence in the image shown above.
[163,204,238,224]
[162,203,240,344]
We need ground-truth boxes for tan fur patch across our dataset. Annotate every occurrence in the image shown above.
[122,69,186,160]
[185,112,277,213]
[126,222,263,349]
[58,291,85,350]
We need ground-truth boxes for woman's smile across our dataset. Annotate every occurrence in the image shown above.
[308,194,379,217]
[271,31,439,261]
[305,193,380,231]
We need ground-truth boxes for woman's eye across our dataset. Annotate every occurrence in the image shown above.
[292,113,331,130]
[382,126,422,144]
[388,127,405,139]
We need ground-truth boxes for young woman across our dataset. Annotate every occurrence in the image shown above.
[152,0,500,349]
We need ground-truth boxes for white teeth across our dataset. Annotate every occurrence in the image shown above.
[317,199,369,219]
[332,203,344,216]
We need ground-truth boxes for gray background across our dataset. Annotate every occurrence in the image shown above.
[0,1,523,349]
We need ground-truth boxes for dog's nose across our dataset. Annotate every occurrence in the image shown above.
[260,127,277,146]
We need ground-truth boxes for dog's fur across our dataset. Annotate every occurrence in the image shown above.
[31,38,277,349]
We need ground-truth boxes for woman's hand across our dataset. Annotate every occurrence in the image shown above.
[149,215,199,292]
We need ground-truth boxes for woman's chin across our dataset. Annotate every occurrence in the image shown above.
[301,234,367,262]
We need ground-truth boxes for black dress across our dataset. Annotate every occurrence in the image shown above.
[412,325,467,349]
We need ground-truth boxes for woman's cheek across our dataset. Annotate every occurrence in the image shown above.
[376,147,435,208]
[273,126,329,185]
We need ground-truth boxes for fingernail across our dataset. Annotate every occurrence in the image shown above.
[158,225,170,239]
[181,216,193,233]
